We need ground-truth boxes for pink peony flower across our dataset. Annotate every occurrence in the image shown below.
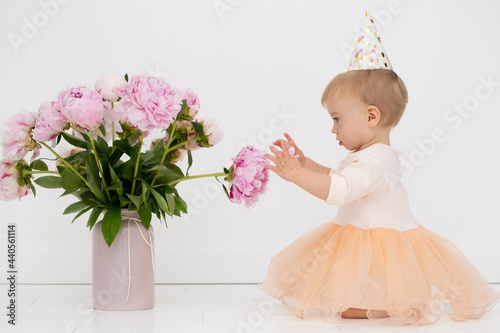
[179,88,200,120]
[229,146,269,207]
[200,118,223,147]
[0,159,30,201]
[177,120,199,150]
[103,100,122,123]
[58,86,105,131]
[169,148,185,164]
[1,110,40,160]
[117,75,182,131]
[32,101,68,142]
[95,73,128,102]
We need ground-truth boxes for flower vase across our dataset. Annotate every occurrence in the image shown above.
[92,209,155,310]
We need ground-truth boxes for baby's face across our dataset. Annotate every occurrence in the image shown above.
[326,93,372,151]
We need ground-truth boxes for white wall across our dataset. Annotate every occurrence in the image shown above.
[0,0,499,284]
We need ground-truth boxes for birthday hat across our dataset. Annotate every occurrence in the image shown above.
[348,10,393,71]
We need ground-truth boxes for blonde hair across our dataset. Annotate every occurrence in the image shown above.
[321,69,408,127]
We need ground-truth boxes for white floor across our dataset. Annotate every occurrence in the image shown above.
[1,284,499,333]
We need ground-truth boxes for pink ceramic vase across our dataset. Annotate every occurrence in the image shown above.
[92,209,155,310]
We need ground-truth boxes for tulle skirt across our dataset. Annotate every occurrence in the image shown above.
[258,222,500,325]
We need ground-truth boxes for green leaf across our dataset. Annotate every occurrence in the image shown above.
[118,194,131,205]
[61,169,84,193]
[215,177,231,200]
[87,207,105,230]
[63,201,88,215]
[85,150,101,184]
[192,121,204,136]
[114,139,132,156]
[126,194,142,209]
[101,158,111,185]
[80,190,100,206]
[80,132,91,144]
[130,142,142,161]
[152,138,165,155]
[150,188,169,213]
[109,148,124,166]
[99,124,106,137]
[87,181,106,202]
[109,166,123,195]
[153,164,184,185]
[186,150,193,176]
[27,179,36,198]
[175,100,188,120]
[101,206,122,247]
[61,132,88,149]
[106,182,122,190]
[120,162,135,181]
[72,206,92,223]
[128,131,141,146]
[34,176,62,189]
[30,160,48,171]
[96,135,109,157]
[174,195,188,214]
[141,153,161,166]
[115,160,132,178]
[162,184,176,194]
[64,151,86,165]
[138,204,152,229]
[161,210,167,225]
[165,193,175,215]
[141,181,150,203]
[124,73,129,82]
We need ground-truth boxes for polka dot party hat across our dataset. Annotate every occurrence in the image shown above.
[348,10,393,71]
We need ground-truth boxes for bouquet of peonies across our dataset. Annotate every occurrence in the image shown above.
[0,74,269,246]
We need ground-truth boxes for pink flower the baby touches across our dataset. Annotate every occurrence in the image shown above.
[229,146,269,207]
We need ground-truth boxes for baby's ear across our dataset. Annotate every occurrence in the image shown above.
[366,105,381,127]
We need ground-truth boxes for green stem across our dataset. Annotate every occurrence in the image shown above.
[150,122,178,187]
[89,132,111,201]
[168,172,226,186]
[150,136,198,187]
[70,125,82,135]
[24,170,59,175]
[160,122,178,165]
[39,142,87,183]
[130,132,145,199]
[165,138,197,155]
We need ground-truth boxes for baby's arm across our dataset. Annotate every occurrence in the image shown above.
[265,142,331,200]
[272,133,331,175]
[303,158,332,175]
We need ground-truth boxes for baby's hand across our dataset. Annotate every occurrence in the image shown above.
[265,141,302,182]
[272,133,306,166]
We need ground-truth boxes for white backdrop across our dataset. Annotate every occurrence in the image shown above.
[0,0,499,284]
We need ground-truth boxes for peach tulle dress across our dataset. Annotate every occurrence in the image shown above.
[258,143,500,325]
